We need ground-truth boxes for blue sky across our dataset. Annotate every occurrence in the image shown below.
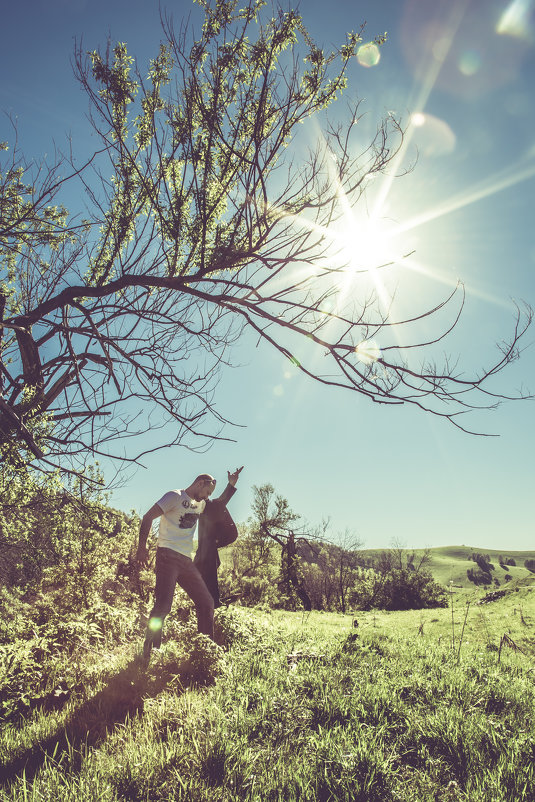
[2,0,534,551]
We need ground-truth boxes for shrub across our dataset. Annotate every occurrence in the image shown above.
[0,637,52,720]
[213,606,260,649]
[353,569,447,611]
[219,572,280,608]
[475,555,494,573]
[467,567,492,586]
[151,625,224,686]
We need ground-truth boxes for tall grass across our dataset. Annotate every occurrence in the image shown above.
[1,597,535,801]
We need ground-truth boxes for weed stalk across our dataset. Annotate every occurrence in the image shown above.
[456,602,470,663]
[449,582,455,651]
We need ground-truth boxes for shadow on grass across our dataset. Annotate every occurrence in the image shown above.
[1,652,183,790]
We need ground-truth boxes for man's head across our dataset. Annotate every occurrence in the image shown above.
[188,473,217,501]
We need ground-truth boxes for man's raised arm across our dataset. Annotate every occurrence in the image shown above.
[215,466,244,506]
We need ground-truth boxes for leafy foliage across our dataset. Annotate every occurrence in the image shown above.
[0,605,124,721]
[467,567,492,586]
[0,459,145,722]
[0,461,137,608]
[354,567,448,610]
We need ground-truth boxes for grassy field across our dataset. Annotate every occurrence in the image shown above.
[1,583,535,801]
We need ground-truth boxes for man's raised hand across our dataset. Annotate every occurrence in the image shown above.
[228,466,244,486]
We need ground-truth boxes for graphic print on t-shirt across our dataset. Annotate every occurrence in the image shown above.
[179,512,199,529]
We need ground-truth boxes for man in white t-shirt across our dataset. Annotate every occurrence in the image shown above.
[136,467,242,659]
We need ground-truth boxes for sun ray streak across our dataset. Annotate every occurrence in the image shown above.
[404,0,470,114]
[393,158,535,235]
[371,0,469,220]
[497,0,535,40]
[402,257,518,311]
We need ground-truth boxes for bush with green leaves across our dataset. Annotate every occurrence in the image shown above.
[352,567,448,611]
[467,567,493,586]
[0,462,138,610]
[0,622,93,722]
[150,623,224,687]
[213,605,262,649]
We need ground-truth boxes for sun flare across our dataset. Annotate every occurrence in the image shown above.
[334,216,399,273]
[327,212,409,312]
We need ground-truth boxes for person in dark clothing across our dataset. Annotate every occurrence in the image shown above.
[136,467,242,659]
[194,500,239,608]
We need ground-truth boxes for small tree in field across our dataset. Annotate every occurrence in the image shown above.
[0,0,531,480]
[249,483,323,610]
[302,531,361,612]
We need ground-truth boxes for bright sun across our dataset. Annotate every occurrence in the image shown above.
[335,215,398,273]
[327,212,407,314]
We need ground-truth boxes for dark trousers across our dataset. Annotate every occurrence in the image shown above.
[147,547,215,642]
[194,556,221,608]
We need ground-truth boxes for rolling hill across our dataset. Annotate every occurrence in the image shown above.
[357,545,535,590]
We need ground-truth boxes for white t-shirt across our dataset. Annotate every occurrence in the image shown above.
[156,489,206,557]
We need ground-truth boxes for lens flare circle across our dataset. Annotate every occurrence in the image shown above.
[409,112,456,157]
[357,42,381,68]
[411,112,426,127]
[458,50,482,76]
[355,340,382,365]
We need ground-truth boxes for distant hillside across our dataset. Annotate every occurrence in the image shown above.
[357,545,535,590]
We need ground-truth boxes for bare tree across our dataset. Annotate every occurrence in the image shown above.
[389,537,431,573]
[0,0,531,477]
[301,530,362,612]
[250,483,322,610]
[333,530,362,613]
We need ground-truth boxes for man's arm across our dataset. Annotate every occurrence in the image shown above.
[214,466,244,506]
[136,503,163,565]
